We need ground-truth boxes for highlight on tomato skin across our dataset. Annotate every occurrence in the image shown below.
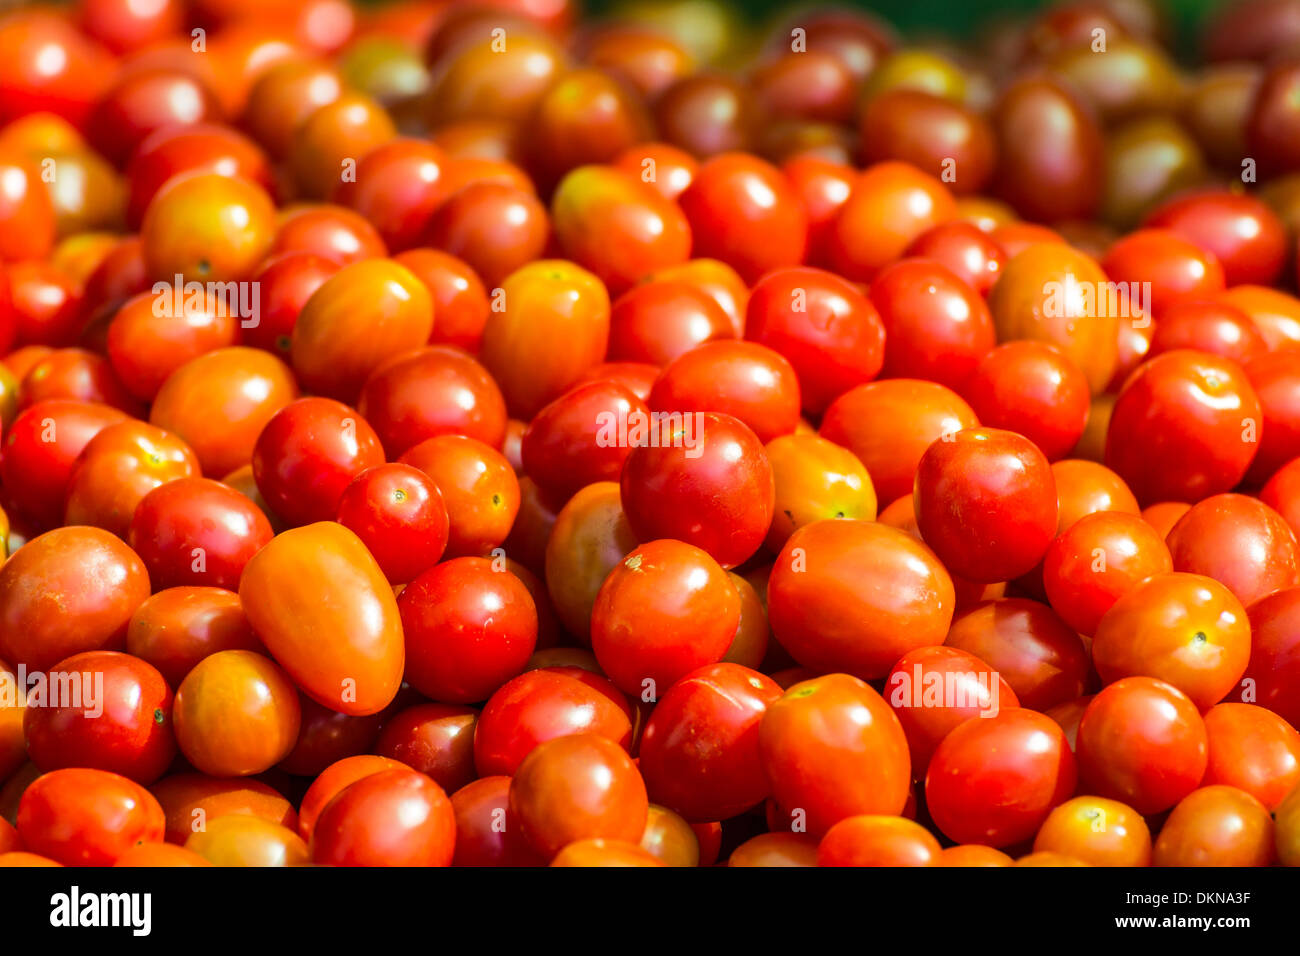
[1,0,1299,882]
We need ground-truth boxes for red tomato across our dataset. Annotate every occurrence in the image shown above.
[107,289,240,402]
[1165,493,1300,607]
[828,161,956,282]
[17,768,165,866]
[904,220,1005,296]
[1152,785,1275,867]
[150,772,298,845]
[817,815,942,867]
[1143,190,1287,287]
[336,463,449,584]
[332,138,447,252]
[310,768,456,867]
[764,433,877,552]
[391,249,490,353]
[450,775,545,867]
[399,434,520,558]
[1100,229,1225,317]
[241,252,339,358]
[1202,703,1300,811]
[373,702,477,794]
[1244,350,1300,486]
[607,279,734,366]
[965,342,1091,461]
[1032,796,1152,867]
[1146,299,1267,367]
[295,754,404,842]
[271,203,387,265]
[1243,587,1300,729]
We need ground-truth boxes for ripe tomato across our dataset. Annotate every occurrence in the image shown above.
[728,832,819,867]
[280,695,387,778]
[426,182,549,288]
[763,433,876,552]
[1165,493,1300,607]
[240,252,338,358]
[905,220,1005,296]
[141,173,277,283]
[607,279,733,366]
[271,204,387,266]
[311,768,455,867]
[24,650,175,784]
[637,804,699,867]
[828,161,955,282]
[184,815,309,867]
[1242,586,1300,729]
[289,92,396,199]
[106,290,240,402]
[1144,190,1287,287]
[1147,299,1268,367]
[450,775,546,867]
[817,815,942,867]
[399,434,519,558]
[0,154,57,264]
[372,702,477,794]
[18,768,165,866]
[550,838,665,867]
[965,342,1091,461]
[239,521,404,716]
[1202,703,1300,811]
[336,463,449,584]
[544,482,638,644]
[332,138,446,252]
[1244,350,1300,485]
[113,843,212,867]
[1152,785,1275,867]
[242,59,343,160]
[1100,228,1225,317]
[150,773,296,845]
[1032,796,1152,867]
[391,249,490,352]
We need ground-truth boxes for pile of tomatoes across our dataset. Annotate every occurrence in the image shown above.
[0,0,1299,870]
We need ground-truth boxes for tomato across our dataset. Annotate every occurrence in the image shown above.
[550,838,665,867]
[391,249,490,352]
[291,258,434,403]
[1242,587,1300,729]
[427,26,566,126]
[295,754,403,842]
[479,260,610,419]
[15,348,138,414]
[173,649,300,776]
[611,141,696,201]
[279,693,386,778]
[113,842,212,867]
[18,768,164,866]
[1165,494,1300,608]
[885,645,1019,777]
[141,173,276,283]
[0,11,116,130]
[426,183,549,288]
[241,252,339,358]
[763,433,876,553]
[149,347,298,478]
[728,832,818,867]
[1144,190,1287,287]
[620,412,773,569]
[820,380,978,503]
[310,767,455,867]
[6,262,81,349]
[399,435,519,558]
[544,482,638,645]
[1244,350,1300,485]
[1076,676,1208,814]
[827,162,955,282]
[128,477,273,590]
[551,165,691,295]
[241,59,343,160]
[1100,229,1225,318]
[945,598,1090,712]
[0,526,149,672]
[643,258,748,337]
[450,775,545,867]
[678,153,807,284]
[336,464,448,584]
[63,421,199,538]
[904,220,1005,297]
[965,342,1091,462]
[1216,284,1300,353]
[938,845,1013,867]
[1152,785,1275,867]
[759,673,911,836]
[184,816,309,867]
[607,279,733,366]
[372,702,476,794]
[1277,782,1300,866]
[271,204,387,266]
[654,73,758,158]
[818,815,942,867]
[24,650,175,784]
[332,138,445,252]
[239,521,404,716]
[289,92,396,199]
[637,804,699,867]
[508,733,647,860]
[1051,458,1141,533]
[107,290,240,402]
[151,773,297,845]
[473,667,633,777]
[1202,703,1300,811]
[1146,299,1267,366]
[1032,796,1151,867]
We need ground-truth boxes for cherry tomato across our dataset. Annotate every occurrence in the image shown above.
[449,775,545,867]
[399,434,519,558]
[1032,796,1152,867]
[1243,587,1300,730]
[336,463,448,584]
[1143,190,1287,287]
[965,342,1091,462]
[817,815,942,867]
[17,767,164,866]
[1165,493,1300,607]
[1152,785,1275,867]
[828,161,956,282]
[1202,703,1300,811]
[763,433,877,552]
[310,767,455,867]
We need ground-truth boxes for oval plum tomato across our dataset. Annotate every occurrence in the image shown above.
[1166,494,1300,607]
[590,540,740,698]
[544,482,638,645]
[241,252,339,358]
[398,557,537,703]
[473,667,633,777]
[24,650,175,784]
[945,598,1090,712]
[424,182,548,289]
[965,342,1091,461]
[904,220,1005,297]
[925,707,1076,848]
[551,165,692,295]
[17,768,164,867]
[479,259,610,419]
[141,173,276,283]
[820,379,978,503]
[1032,796,1152,867]
[677,152,807,284]
[270,203,387,266]
[1202,703,1300,811]
[522,380,649,505]
[817,815,942,867]
[745,266,885,416]
[1152,785,1275,867]
[336,463,448,584]
[1244,350,1300,485]
[763,433,877,552]
[871,258,995,393]
[827,161,955,282]
[607,279,733,367]
[1147,300,1268,367]
[149,346,298,477]
[295,754,404,842]
[400,434,519,558]
[1092,572,1250,710]
[107,289,239,402]
[184,815,309,866]
[0,526,149,672]
[63,421,200,538]
[128,477,272,590]
[914,427,1058,583]
[173,649,300,776]
[638,663,781,823]
[1105,350,1261,505]
[859,88,994,192]
[310,768,455,867]
[239,521,404,716]
[620,412,774,569]
[251,397,384,527]
[1243,587,1300,728]
[768,519,954,679]
[289,91,397,199]
[126,586,259,688]
[450,775,545,867]
[1076,676,1208,814]
[291,258,434,403]
[357,345,506,458]
[332,138,446,252]
[648,341,800,444]
[759,673,911,836]
[2,399,128,529]
[508,733,648,860]
[1144,190,1287,287]
[884,646,1020,777]
[391,249,490,352]
[372,703,477,794]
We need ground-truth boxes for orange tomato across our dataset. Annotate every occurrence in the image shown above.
[141,173,277,282]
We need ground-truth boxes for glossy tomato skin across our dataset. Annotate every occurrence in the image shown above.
[1243,587,1300,730]
[925,708,1076,848]
[759,673,911,837]
[336,463,448,584]
[400,435,519,558]
[768,519,955,679]
[745,267,885,416]
[905,220,1005,296]
[764,433,877,552]
[1032,795,1152,867]
[17,768,165,867]
[817,815,942,867]
[1152,785,1275,867]
[638,663,782,823]
[914,428,1058,583]
[965,342,1091,462]
[392,249,490,353]
[1166,494,1300,607]
[619,412,774,570]
[1100,228,1225,318]
[372,702,477,795]
[332,138,446,252]
[271,204,387,266]
[239,522,404,716]
[1147,300,1267,367]
[128,477,272,590]
[1076,676,1208,814]
[107,291,239,403]
[590,540,740,698]
[1144,190,1287,287]
[828,161,956,282]
[450,776,545,867]
[1244,350,1300,486]
[544,482,638,645]
[141,173,277,284]
[88,69,222,167]
[311,768,456,867]
[398,557,537,703]
[24,650,175,784]
[1105,350,1261,505]
[1202,703,1300,811]
[241,252,339,358]
[0,526,150,672]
